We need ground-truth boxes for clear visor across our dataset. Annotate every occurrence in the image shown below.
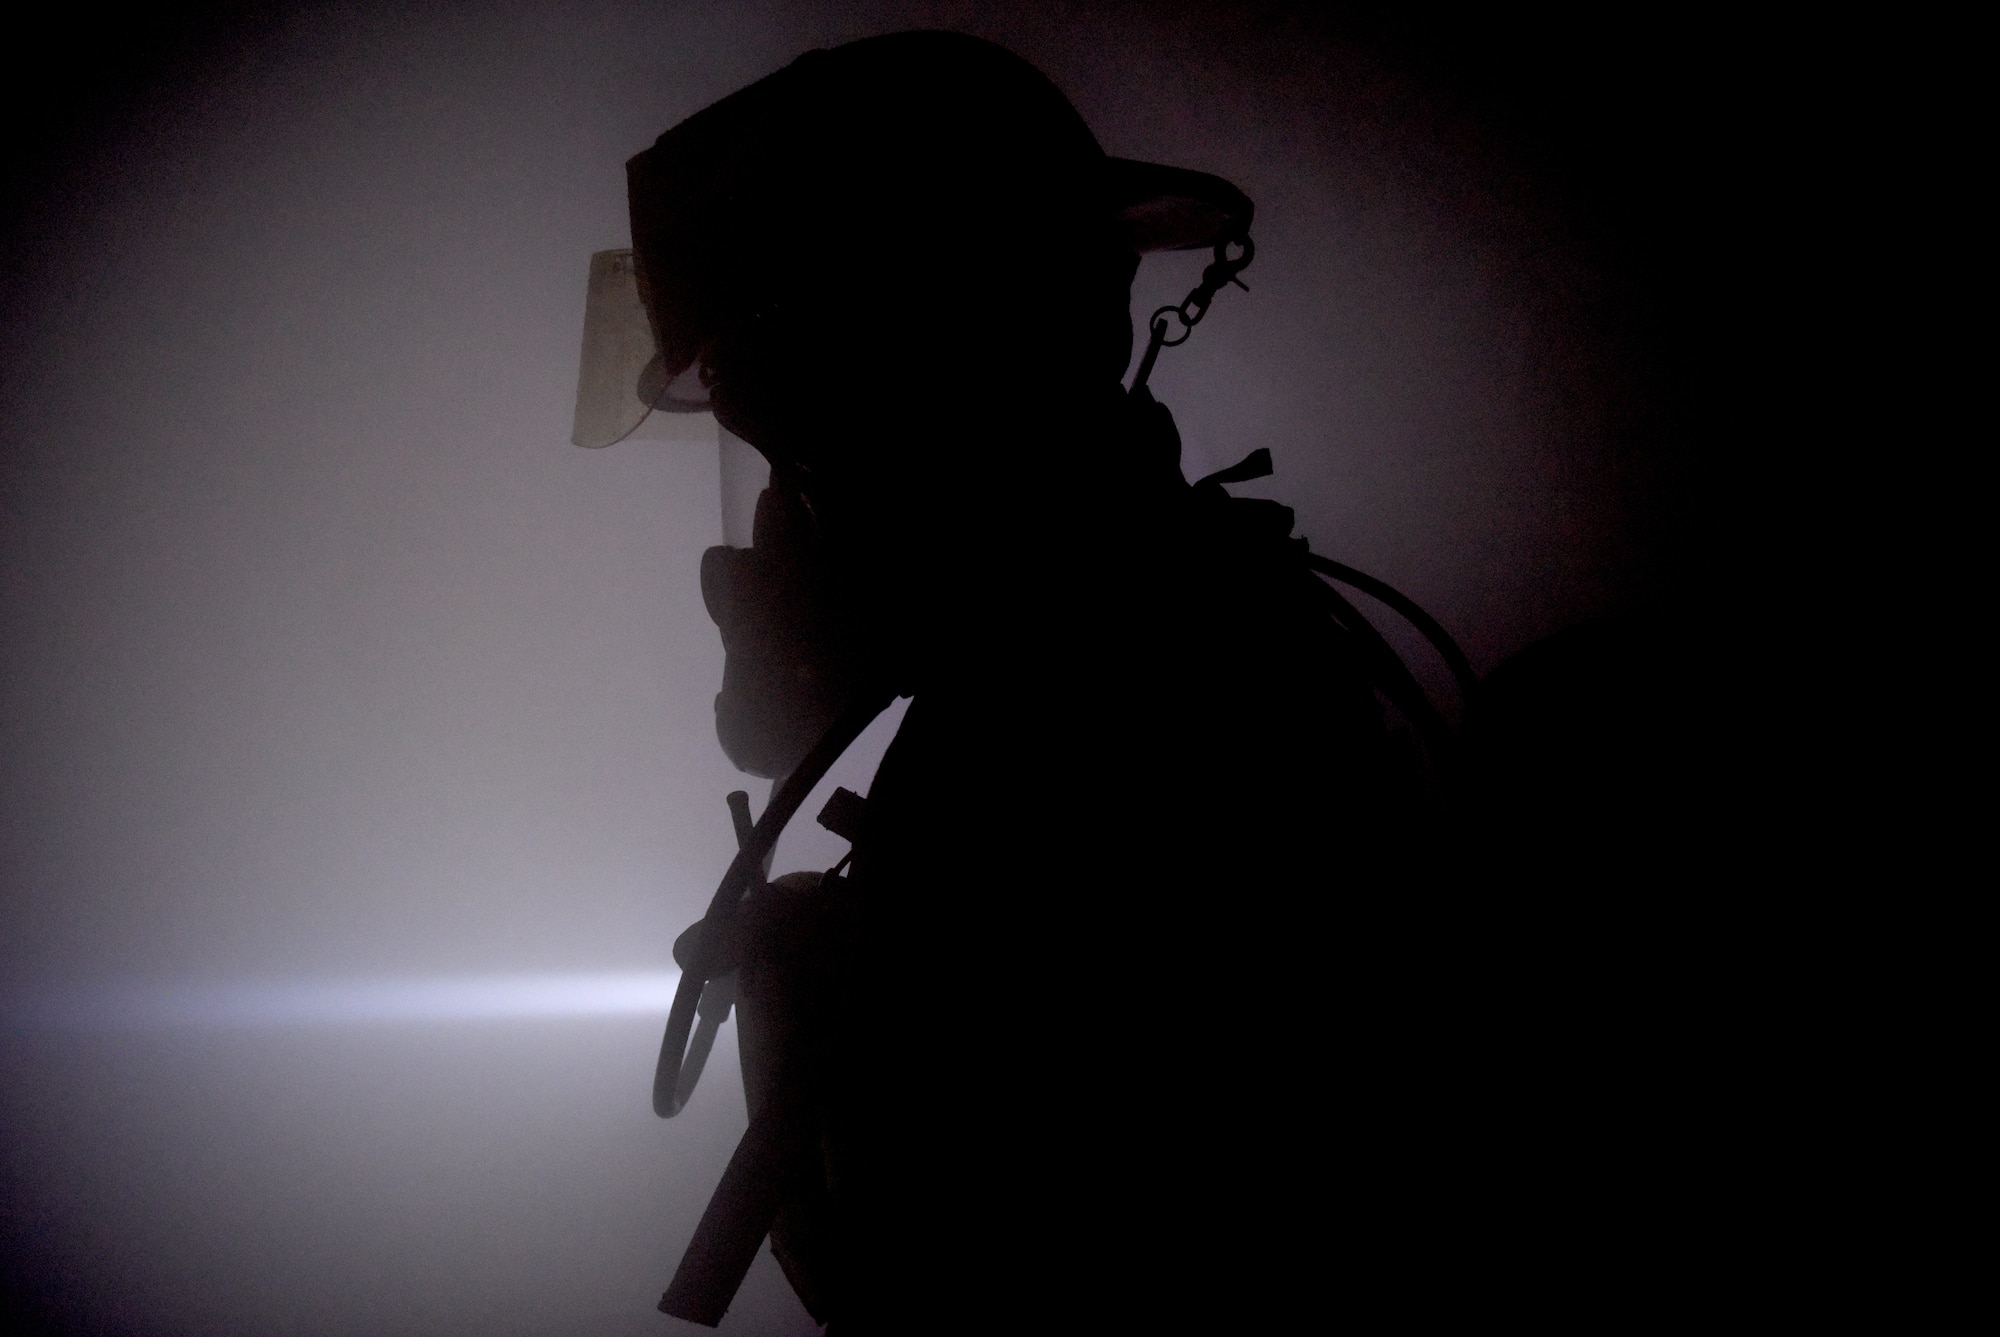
[570,249,712,447]
[570,250,767,548]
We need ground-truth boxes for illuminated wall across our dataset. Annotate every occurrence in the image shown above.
[1,4,1686,1333]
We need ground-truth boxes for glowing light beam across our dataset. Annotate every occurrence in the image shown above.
[4,972,685,1030]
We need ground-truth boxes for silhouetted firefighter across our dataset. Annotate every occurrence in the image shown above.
[618,31,1681,1336]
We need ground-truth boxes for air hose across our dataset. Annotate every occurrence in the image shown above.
[653,688,896,1117]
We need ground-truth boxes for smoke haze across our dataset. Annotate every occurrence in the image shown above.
[2,4,1707,1333]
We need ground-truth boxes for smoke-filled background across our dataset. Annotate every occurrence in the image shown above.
[2,3,1722,1334]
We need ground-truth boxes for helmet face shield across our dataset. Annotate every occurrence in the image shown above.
[569,248,721,446]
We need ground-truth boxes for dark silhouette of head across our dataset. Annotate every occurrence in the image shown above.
[627,32,1249,638]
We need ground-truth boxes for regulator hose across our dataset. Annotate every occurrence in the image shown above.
[653,688,896,1117]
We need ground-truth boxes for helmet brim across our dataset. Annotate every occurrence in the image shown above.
[1106,158,1253,254]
